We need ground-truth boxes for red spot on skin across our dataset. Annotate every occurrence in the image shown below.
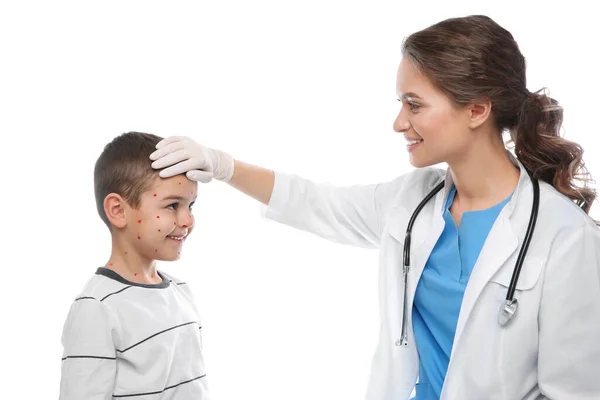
[134,273,137,276]
[178,181,182,185]
[138,220,141,223]
[158,229,161,232]
[174,222,176,225]
[137,236,141,240]
[155,249,158,252]
[125,252,128,255]
[153,193,157,197]
[156,215,160,219]
[109,263,113,266]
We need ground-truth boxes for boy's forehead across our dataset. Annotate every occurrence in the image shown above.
[148,174,197,196]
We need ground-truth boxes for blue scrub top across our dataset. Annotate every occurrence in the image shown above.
[411,185,513,399]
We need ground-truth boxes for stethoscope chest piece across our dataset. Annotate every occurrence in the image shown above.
[498,298,518,326]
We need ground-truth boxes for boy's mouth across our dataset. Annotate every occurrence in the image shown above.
[167,229,188,243]
[167,235,186,242]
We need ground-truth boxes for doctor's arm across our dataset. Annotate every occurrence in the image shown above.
[537,224,600,399]
[150,136,397,248]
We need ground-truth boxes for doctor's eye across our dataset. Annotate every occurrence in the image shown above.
[407,101,421,112]
[397,98,421,112]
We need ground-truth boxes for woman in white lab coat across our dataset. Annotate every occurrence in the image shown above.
[150,15,600,400]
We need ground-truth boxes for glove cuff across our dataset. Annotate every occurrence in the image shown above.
[212,149,235,182]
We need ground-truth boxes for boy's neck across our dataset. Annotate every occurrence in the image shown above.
[105,238,162,285]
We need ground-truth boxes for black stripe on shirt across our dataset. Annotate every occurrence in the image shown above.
[101,286,133,302]
[62,355,116,361]
[117,321,201,353]
[75,296,96,301]
[112,374,206,398]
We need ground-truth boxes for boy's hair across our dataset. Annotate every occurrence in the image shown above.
[94,131,163,229]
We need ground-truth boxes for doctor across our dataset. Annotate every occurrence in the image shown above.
[150,15,600,400]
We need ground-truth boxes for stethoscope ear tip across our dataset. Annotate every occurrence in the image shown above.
[498,298,518,326]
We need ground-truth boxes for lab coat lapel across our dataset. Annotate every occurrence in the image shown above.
[453,213,518,345]
[450,152,528,356]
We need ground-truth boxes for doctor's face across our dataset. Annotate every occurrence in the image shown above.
[394,58,472,168]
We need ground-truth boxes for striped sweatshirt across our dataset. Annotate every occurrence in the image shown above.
[59,267,209,399]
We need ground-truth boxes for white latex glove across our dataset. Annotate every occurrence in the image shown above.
[149,136,235,183]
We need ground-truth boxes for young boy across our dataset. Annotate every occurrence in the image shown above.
[59,132,209,399]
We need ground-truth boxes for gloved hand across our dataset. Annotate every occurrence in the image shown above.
[149,136,235,183]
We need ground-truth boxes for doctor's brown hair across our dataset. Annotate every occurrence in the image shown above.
[94,131,163,229]
[402,15,597,215]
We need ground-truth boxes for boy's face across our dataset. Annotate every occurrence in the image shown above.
[124,175,198,262]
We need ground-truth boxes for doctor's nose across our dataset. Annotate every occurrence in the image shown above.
[393,110,411,133]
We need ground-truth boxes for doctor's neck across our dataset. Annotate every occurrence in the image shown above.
[447,130,520,210]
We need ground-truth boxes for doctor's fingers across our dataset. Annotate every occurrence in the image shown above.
[187,170,214,183]
[154,135,193,149]
[150,140,188,161]
[158,157,209,178]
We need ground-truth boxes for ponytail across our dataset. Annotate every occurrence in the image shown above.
[509,88,597,216]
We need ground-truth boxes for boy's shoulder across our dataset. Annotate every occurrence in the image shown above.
[70,268,194,304]
[159,270,196,298]
[73,268,131,302]
[158,270,186,285]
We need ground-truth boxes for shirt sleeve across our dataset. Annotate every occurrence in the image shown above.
[59,297,118,400]
[538,223,600,399]
[260,171,403,249]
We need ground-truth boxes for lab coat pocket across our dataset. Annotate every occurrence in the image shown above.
[488,256,544,292]
[485,257,544,391]
[387,208,428,253]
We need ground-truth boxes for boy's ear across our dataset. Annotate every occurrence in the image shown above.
[104,193,128,229]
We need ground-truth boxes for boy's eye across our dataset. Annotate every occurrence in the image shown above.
[167,202,194,210]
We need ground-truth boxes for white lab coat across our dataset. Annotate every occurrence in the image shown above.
[261,153,600,400]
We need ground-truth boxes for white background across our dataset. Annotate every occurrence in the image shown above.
[1,1,598,399]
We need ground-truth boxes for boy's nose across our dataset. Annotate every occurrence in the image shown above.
[179,212,195,229]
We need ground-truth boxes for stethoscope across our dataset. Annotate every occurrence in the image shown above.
[399,168,540,346]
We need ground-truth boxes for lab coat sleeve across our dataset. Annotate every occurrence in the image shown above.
[261,171,398,248]
[59,298,118,400]
[538,223,600,399]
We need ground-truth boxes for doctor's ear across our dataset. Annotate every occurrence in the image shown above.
[104,193,128,229]
[466,98,492,129]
